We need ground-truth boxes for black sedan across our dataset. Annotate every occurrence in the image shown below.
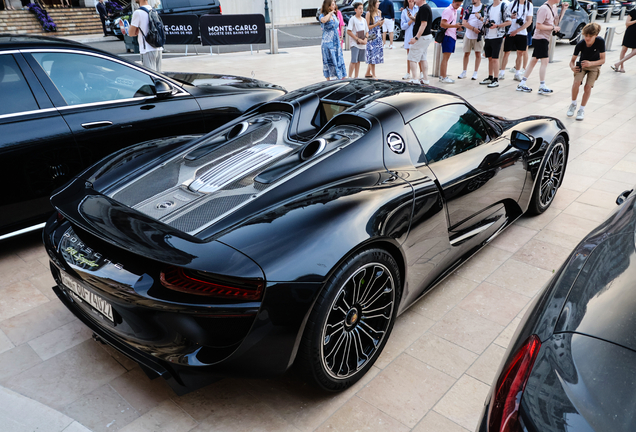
[44,79,569,393]
[0,34,285,241]
[477,189,636,432]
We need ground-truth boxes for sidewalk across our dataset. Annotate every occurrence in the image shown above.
[1,32,635,432]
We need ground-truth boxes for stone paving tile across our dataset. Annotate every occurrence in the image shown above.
[454,246,511,283]
[0,328,14,355]
[486,259,553,298]
[489,225,537,254]
[119,400,198,432]
[0,385,75,432]
[513,239,572,273]
[3,339,126,410]
[433,374,491,431]
[545,213,603,240]
[315,396,409,432]
[0,344,42,382]
[410,275,478,322]
[28,319,92,361]
[108,367,175,416]
[466,344,507,386]
[375,310,435,369]
[0,301,75,346]
[412,411,470,432]
[532,228,584,251]
[494,317,523,349]
[457,282,530,326]
[0,280,50,321]
[408,333,478,379]
[430,308,504,355]
[562,201,613,223]
[358,353,456,428]
[62,384,140,432]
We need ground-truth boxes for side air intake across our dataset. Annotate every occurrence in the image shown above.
[188,144,292,194]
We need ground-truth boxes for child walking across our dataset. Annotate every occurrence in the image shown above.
[567,23,605,121]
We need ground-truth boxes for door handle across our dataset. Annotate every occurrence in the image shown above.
[81,121,113,129]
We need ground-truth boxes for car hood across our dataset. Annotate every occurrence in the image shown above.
[82,112,369,239]
[163,72,285,93]
[554,197,636,352]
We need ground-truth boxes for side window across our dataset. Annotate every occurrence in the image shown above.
[32,52,155,107]
[0,55,39,116]
[409,104,489,164]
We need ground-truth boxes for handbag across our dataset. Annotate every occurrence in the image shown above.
[435,27,447,43]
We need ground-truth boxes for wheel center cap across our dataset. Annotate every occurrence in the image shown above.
[345,308,359,327]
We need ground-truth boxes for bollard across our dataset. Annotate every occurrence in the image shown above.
[548,35,557,63]
[590,10,597,22]
[605,26,616,51]
[604,8,611,22]
[432,42,442,78]
[344,32,350,51]
[619,6,626,20]
[269,28,279,54]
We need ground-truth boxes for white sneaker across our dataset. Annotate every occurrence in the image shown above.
[514,72,523,82]
[440,76,455,83]
[498,72,506,80]
[471,72,479,80]
[389,45,395,49]
[516,84,532,92]
[402,73,411,80]
[487,80,499,88]
[458,71,467,79]
[421,79,430,85]
[538,86,553,96]
[576,109,585,121]
[410,79,429,85]
[566,102,577,117]
[420,72,424,79]
[509,67,517,73]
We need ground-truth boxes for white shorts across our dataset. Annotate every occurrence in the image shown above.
[382,18,395,33]
[407,34,433,62]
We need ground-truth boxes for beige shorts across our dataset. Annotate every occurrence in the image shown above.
[463,37,484,53]
[574,66,601,88]
[407,34,433,62]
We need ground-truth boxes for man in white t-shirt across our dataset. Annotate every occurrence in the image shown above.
[347,2,369,78]
[458,0,485,80]
[129,0,163,72]
[501,0,533,80]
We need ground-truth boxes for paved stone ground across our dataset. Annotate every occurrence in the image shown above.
[1,26,636,432]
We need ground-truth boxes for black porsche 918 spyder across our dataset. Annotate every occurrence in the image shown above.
[43,79,569,393]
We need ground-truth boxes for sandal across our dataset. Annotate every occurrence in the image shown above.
[611,65,619,72]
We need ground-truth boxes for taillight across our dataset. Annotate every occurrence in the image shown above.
[602,0,609,4]
[219,5,222,14]
[160,266,263,300]
[488,335,541,432]
[56,212,65,223]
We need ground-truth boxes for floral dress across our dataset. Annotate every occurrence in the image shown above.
[320,14,347,79]
[366,15,384,65]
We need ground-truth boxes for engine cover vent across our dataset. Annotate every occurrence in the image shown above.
[188,144,293,194]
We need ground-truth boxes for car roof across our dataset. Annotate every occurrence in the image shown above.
[298,79,465,123]
[0,34,89,50]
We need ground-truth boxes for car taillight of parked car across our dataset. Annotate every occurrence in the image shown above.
[601,0,609,4]
[160,266,263,300]
[488,335,541,432]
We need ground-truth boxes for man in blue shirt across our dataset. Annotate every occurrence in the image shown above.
[379,0,396,48]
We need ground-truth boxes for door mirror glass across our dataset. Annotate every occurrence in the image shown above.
[154,80,173,98]
[510,130,535,151]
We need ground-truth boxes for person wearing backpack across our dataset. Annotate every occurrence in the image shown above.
[129,0,165,72]
[480,0,511,87]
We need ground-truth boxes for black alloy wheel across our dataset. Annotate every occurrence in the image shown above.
[528,137,566,215]
[299,248,401,391]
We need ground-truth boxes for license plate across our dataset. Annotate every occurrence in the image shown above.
[60,271,114,323]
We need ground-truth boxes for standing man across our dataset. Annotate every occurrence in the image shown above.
[96,0,109,37]
[500,0,532,80]
[480,0,511,87]
[408,0,434,84]
[458,0,485,80]
[439,0,463,83]
[129,0,163,72]
[516,0,565,94]
[380,0,396,49]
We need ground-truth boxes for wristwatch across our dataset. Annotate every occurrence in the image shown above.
[415,36,419,40]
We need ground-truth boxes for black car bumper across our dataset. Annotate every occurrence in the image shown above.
[44,216,323,394]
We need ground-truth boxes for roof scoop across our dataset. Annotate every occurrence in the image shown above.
[188,144,292,194]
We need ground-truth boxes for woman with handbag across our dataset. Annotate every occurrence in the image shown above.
[365,0,385,78]
[320,0,348,80]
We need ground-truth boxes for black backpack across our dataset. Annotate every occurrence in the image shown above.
[139,7,165,49]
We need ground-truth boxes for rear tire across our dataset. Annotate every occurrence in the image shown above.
[298,248,401,391]
[527,137,566,215]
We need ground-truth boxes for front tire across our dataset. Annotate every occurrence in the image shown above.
[570,24,584,45]
[299,248,401,391]
[527,137,566,215]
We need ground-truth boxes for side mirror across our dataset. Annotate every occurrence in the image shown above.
[154,80,173,98]
[510,130,535,151]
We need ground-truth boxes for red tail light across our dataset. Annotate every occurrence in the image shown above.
[488,335,541,432]
[56,212,65,223]
[160,266,263,300]
[219,5,222,14]
[601,0,609,4]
